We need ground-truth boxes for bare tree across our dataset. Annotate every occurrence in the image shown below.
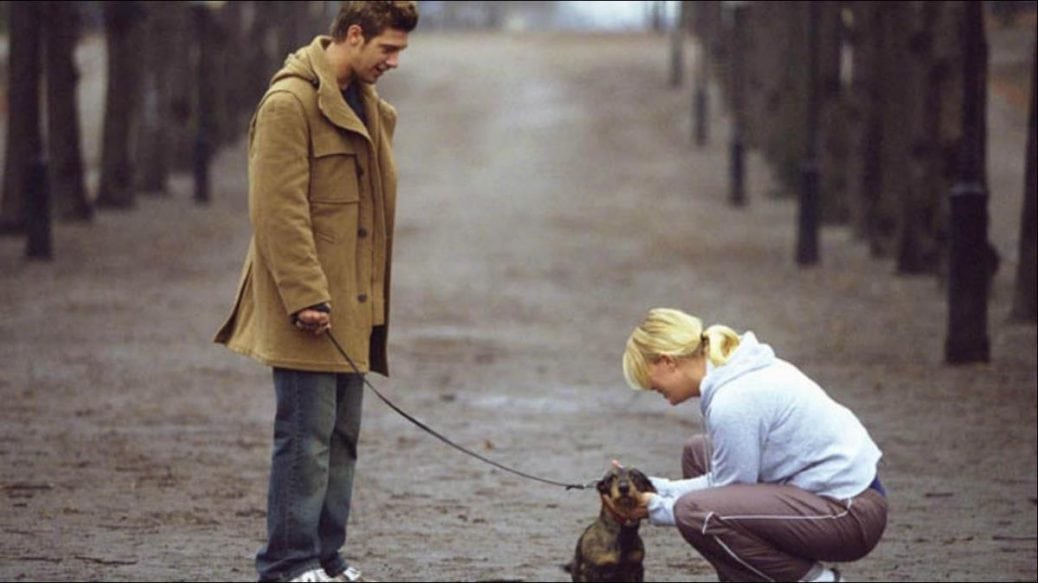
[945,0,992,364]
[896,1,944,274]
[1,1,43,233]
[869,2,914,259]
[218,1,250,144]
[844,1,884,244]
[43,0,91,220]
[96,1,147,209]
[164,3,196,173]
[744,1,809,197]
[689,1,719,146]
[135,2,175,195]
[1010,47,1037,323]
[816,1,849,223]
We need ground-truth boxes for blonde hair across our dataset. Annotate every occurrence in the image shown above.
[622,308,741,391]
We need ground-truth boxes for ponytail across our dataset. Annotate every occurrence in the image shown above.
[701,324,741,366]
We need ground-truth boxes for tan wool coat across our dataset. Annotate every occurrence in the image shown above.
[215,36,398,375]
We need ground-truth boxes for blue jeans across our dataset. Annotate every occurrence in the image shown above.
[256,369,365,582]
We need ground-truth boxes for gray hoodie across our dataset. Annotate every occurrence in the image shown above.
[646,332,883,526]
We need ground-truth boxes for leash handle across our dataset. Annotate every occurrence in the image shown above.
[326,331,590,490]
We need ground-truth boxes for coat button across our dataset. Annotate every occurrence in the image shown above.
[358,227,368,238]
[358,294,368,303]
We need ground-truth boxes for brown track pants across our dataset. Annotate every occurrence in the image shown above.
[673,435,888,582]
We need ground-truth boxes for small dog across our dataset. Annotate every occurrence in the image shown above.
[564,466,657,582]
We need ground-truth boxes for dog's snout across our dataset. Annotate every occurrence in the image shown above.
[618,480,630,495]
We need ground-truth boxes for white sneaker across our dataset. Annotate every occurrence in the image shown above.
[290,568,334,583]
[329,565,376,582]
[801,564,842,582]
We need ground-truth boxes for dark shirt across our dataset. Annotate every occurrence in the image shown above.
[342,83,366,127]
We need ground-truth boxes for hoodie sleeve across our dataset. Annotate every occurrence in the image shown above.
[646,475,711,526]
[249,91,331,317]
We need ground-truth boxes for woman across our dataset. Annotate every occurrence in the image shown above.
[619,308,887,582]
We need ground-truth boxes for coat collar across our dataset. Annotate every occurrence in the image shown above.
[306,36,380,144]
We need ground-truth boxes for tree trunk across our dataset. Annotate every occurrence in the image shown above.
[165,2,196,172]
[135,2,172,195]
[817,1,849,223]
[759,2,808,196]
[944,0,991,364]
[96,1,146,209]
[1009,47,1037,323]
[43,0,91,220]
[669,1,686,88]
[740,3,773,157]
[191,3,216,204]
[218,1,249,143]
[1,1,43,233]
[873,2,912,259]
[844,1,882,241]
[897,1,942,274]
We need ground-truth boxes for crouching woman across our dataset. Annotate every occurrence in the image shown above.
[618,308,887,582]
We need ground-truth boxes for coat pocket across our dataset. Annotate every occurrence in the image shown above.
[311,199,359,244]
[310,132,361,204]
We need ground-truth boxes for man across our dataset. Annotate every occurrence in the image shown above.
[215,2,418,581]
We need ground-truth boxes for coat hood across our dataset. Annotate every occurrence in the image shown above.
[270,36,376,142]
[699,332,775,413]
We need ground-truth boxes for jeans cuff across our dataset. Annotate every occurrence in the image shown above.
[321,556,348,577]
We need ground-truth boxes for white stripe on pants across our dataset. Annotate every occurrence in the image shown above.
[674,435,887,582]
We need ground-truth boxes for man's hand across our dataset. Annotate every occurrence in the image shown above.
[294,307,331,336]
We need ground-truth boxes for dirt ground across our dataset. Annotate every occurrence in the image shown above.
[1,29,1036,582]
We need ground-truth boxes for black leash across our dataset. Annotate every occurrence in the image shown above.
[326,331,593,490]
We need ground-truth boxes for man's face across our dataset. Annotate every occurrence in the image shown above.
[349,25,409,84]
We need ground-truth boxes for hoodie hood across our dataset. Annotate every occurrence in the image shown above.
[270,36,376,142]
[699,332,775,413]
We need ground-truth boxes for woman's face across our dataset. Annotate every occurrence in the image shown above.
[647,354,705,406]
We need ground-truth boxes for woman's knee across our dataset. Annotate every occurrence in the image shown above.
[673,493,712,544]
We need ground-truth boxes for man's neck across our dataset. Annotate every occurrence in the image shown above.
[324,41,355,90]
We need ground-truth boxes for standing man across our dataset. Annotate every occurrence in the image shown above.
[215,3,418,582]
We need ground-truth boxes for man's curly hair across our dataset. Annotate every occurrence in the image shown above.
[330,1,419,41]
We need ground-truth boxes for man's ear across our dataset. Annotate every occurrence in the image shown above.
[346,24,366,46]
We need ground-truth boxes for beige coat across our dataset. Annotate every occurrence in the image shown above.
[215,36,398,375]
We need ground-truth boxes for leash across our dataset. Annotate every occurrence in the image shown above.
[326,331,594,490]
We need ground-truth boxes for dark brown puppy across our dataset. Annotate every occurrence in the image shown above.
[564,466,657,582]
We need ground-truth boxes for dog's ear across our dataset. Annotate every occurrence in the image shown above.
[629,468,657,493]
[597,464,610,491]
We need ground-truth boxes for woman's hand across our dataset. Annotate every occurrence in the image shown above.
[603,491,651,522]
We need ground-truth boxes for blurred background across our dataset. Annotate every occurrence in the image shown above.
[0,2,1035,581]
[0,1,1034,334]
